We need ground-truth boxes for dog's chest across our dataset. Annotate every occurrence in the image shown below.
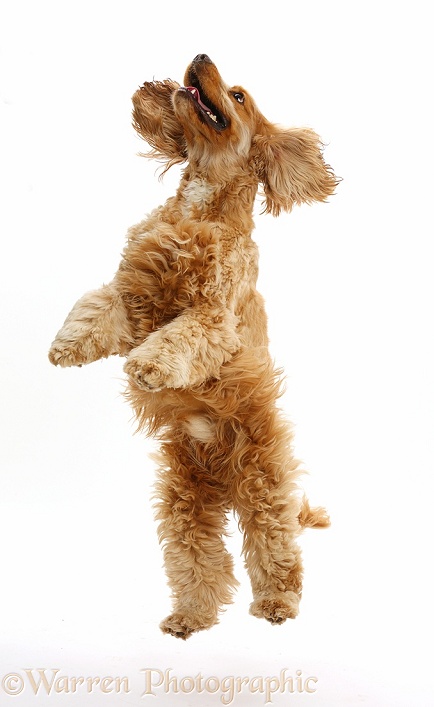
[181,178,216,218]
[119,212,256,337]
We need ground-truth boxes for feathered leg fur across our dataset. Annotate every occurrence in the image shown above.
[227,358,306,624]
[154,437,238,639]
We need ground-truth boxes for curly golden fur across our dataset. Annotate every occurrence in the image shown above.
[49,54,338,639]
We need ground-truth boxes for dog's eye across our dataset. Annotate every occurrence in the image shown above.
[232,92,245,104]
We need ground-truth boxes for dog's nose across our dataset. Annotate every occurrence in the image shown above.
[193,54,213,64]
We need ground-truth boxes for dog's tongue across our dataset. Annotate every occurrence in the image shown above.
[185,86,211,111]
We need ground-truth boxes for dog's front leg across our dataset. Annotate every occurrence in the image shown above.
[124,306,240,390]
[49,284,134,367]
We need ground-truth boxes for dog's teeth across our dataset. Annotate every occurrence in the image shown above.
[204,109,218,123]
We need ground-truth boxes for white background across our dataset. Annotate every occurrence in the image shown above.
[1,1,433,705]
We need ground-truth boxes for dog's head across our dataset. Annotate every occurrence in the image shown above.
[132,54,338,213]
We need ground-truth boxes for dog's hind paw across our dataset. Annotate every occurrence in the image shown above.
[159,609,217,639]
[249,591,300,625]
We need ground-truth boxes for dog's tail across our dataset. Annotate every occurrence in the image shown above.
[298,495,331,529]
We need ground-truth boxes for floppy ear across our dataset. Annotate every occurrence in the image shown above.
[254,127,339,216]
[132,80,187,168]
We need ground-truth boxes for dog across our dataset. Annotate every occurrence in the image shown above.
[49,54,338,639]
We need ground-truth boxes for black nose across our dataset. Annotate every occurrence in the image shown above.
[193,54,212,64]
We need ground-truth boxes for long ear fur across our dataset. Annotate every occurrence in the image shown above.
[132,80,187,169]
[254,127,339,216]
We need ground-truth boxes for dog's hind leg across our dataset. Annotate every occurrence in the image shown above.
[49,284,133,367]
[154,438,237,639]
[231,407,305,625]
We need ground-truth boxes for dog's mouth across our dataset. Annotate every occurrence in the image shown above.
[179,76,228,132]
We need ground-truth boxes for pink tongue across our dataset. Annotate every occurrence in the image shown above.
[186,86,211,112]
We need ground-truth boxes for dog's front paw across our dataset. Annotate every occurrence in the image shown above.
[124,346,192,391]
[123,358,168,391]
[48,341,85,367]
[250,591,300,625]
